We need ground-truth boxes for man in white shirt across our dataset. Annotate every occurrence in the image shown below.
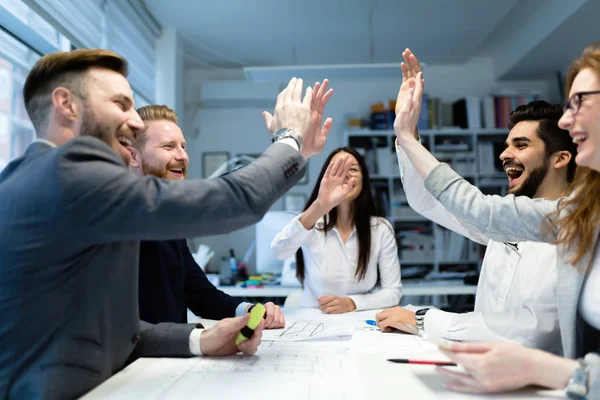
[376,50,577,353]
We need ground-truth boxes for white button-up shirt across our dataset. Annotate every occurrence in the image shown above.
[271,215,402,310]
[397,145,561,353]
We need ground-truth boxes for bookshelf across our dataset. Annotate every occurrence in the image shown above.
[345,128,509,281]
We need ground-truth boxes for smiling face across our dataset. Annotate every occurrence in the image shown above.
[79,68,142,164]
[558,68,600,172]
[331,151,363,202]
[500,120,550,198]
[136,120,189,180]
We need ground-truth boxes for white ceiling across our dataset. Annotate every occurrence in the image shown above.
[143,0,598,79]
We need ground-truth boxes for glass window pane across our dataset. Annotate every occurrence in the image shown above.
[0,0,61,47]
[0,28,38,170]
[133,91,151,108]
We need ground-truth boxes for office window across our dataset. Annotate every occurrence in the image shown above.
[0,28,38,171]
[133,91,151,109]
[0,0,62,48]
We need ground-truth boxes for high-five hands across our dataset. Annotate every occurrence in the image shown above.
[263,78,334,159]
[394,48,424,144]
[298,154,355,230]
[315,155,357,213]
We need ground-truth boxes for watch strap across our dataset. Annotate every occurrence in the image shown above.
[566,358,589,399]
[415,308,430,331]
[272,128,303,151]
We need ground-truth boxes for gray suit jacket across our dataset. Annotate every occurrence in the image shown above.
[424,163,600,397]
[0,137,306,399]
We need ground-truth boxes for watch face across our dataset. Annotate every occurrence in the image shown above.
[416,308,430,316]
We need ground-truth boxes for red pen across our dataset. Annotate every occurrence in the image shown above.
[387,358,457,366]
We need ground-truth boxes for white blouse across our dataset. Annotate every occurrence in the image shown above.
[271,215,402,310]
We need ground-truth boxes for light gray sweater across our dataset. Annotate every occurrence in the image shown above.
[424,163,599,396]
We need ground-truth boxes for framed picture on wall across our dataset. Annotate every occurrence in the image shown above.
[283,193,307,213]
[202,151,230,178]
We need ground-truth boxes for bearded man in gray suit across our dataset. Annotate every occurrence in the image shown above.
[0,48,340,399]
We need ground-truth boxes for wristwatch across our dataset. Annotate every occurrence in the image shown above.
[272,128,303,151]
[565,358,589,399]
[415,308,430,331]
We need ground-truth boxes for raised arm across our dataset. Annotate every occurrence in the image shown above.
[60,78,337,243]
[393,49,559,244]
[59,137,306,242]
[398,143,489,246]
[271,154,355,259]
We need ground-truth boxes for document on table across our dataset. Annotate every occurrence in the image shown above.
[83,342,364,400]
[261,320,357,342]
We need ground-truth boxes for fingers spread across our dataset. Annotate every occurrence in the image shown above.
[320,118,333,137]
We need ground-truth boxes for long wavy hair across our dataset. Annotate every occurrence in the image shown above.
[295,147,381,284]
[545,46,600,267]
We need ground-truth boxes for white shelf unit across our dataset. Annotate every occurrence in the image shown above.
[345,128,509,278]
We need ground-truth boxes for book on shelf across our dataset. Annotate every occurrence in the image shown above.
[452,97,482,129]
[435,228,479,262]
[398,229,435,262]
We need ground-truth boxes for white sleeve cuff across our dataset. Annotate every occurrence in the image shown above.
[279,137,299,151]
[423,308,454,340]
[236,302,253,317]
[189,328,204,356]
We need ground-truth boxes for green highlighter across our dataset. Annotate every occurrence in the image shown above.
[235,303,266,345]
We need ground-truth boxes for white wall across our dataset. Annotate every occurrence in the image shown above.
[183,57,555,275]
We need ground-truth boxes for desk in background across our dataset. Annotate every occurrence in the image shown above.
[217,280,477,311]
[218,280,477,297]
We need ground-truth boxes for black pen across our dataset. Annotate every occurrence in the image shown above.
[387,358,457,366]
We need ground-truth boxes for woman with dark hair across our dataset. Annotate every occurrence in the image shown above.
[271,147,402,313]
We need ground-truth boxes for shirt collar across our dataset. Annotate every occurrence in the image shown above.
[31,138,58,148]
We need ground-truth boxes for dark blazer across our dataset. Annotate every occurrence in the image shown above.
[138,239,242,323]
[0,137,305,399]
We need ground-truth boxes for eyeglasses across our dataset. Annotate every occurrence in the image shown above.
[563,90,600,114]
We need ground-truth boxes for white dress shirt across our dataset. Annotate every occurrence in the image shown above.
[397,144,561,352]
[271,215,402,310]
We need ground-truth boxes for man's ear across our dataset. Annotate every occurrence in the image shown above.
[51,87,79,122]
[553,150,572,170]
[129,147,141,168]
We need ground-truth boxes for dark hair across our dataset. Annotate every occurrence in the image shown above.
[508,100,577,182]
[295,147,382,284]
[23,49,128,135]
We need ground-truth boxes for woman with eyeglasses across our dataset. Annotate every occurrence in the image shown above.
[271,147,402,313]
[393,45,600,397]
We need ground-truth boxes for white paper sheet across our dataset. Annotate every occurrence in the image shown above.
[83,342,363,400]
[261,320,357,342]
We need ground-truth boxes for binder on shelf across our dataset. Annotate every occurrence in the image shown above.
[417,94,430,130]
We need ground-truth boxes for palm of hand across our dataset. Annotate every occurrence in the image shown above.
[304,107,326,155]
[319,175,347,209]
[395,78,416,115]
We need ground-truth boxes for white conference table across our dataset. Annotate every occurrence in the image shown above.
[217,280,478,298]
[82,309,563,400]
